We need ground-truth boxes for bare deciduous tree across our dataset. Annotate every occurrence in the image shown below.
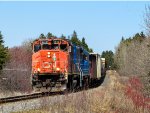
[0,39,32,93]
[144,6,150,36]
[114,36,150,97]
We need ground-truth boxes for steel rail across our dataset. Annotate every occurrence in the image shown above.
[0,75,105,104]
[0,91,64,104]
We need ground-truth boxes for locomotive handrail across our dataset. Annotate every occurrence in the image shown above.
[75,63,83,87]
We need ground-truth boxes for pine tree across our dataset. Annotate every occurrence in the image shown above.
[68,36,70,40]
[0,31,9,70]
[60,34,66,39]
[89,48,93,53]
[70,31,94,52]
[71,31,81,46]
[121,36,125,42]
[81,37,86,46]
[47,32,53,38]
[39,33,46,39]
[81,37,89,51]
[140,31,146,38]
[0,31,4,44]
[101,50,114,69]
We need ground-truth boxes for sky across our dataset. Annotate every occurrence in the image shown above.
[0,1,149,53]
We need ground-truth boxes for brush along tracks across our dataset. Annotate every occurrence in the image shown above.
[0,82,102,105]
[0,75,106,105]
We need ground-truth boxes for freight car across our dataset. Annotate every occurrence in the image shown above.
[31,37,104,92]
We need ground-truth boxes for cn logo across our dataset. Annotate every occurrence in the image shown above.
[53,53,57,68]
[53,53,56,61]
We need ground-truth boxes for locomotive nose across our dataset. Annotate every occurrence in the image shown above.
[40,50,61,73]
[32,49,68,74]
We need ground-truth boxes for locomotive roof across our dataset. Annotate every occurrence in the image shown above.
[32,38,90,55]
[33,37,71,44]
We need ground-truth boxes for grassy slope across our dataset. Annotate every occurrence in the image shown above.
[14,71,150,113]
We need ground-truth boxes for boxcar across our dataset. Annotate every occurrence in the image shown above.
[89,53,101,82]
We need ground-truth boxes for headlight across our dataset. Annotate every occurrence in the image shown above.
[37,68,40,72]
[56,68,60,71]
[47,55,50,58]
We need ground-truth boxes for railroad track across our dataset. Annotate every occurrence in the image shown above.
[0,91,64,104]
[0,75,106,104]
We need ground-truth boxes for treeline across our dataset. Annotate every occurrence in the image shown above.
[100,32,150,96]
[114,32,150,96]
[38,31,93,52]
[101,50,115,70]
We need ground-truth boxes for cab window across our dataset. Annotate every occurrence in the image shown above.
[42,44,51,50]
[52,44,59,49]
[34,44,41,53]
[60,44,67,51]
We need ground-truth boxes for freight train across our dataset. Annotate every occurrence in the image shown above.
[31,37,105,92]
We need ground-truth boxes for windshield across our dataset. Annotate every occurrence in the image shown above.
[42,44,51,50]
[34,44,41,53]
[52,44,59,49]
[60,44,67,51]
[33,40,68,52]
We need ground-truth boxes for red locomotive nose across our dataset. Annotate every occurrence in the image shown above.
[31,38,70,92]
[32,49,68,74]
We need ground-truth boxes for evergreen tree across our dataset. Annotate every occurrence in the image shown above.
[71,31,81,46]
[0,31,9,70]
[47,32,53,38]
[39,33,46,39]
[68,36,70,40]
[60,34,66,39]
[0,32,4,44]
[134,33,141,38]
[81,37,89,51]
[70,31,94,52]
[101,50,115,69]
[132,32,146,42]
[121,36,125,42]
[140,31,146,38]
[89,48,93,53]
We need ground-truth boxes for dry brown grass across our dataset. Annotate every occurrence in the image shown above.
[15,71,150,113]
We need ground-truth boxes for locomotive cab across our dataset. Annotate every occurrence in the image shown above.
[31,38,69,91]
